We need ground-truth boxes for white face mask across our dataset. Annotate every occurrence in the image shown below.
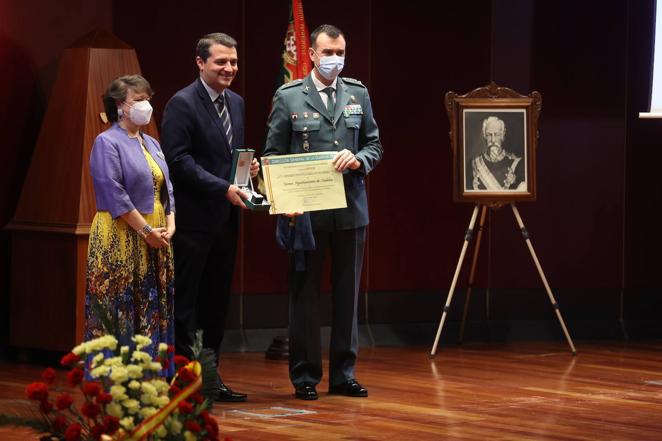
[123,100,153,126]
[316,54,344,81]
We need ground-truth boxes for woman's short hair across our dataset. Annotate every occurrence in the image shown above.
[102,75,154,123]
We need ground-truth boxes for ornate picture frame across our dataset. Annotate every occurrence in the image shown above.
[445,82,542,203]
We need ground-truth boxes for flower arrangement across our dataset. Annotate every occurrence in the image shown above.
[8,334,224,441]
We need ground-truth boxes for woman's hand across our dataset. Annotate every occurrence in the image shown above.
[144,227,169,248]
[161,225,176,242]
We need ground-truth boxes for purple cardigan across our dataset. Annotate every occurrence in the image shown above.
[90,123,175,219]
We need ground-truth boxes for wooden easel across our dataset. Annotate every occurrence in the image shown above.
[430,202,576,356]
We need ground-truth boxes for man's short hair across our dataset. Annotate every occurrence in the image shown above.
[310,24,344,48]
[481,116,506,138]
[196,33,237,61]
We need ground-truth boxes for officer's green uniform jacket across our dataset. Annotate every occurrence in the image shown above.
[264,74,383,231]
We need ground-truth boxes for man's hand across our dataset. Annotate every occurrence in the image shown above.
[226,184,248,209]
[332,149,361,172]
[250,158,260,178]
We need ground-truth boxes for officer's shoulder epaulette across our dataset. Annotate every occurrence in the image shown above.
[278,79,304,91]
[341,77,366,87]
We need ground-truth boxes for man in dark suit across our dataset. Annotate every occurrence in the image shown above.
[161,33,258,402]
[264,24,383,400]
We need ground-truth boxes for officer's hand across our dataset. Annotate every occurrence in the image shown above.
[283,212,304,218]
[333,149,361,172]
[226,184,248,209]
[250,158,260,178]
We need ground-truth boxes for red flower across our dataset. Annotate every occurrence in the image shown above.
[174,355,190,368]
[205,421,219,437]
[185,420,202,433]
[177,366,196,383]
[66,368,84,387]
[90,424,105,440]
[177,400,193,415]
[26,382,49,401]
[83,381,102,397]
[102,415,120,434]
[64,422,82,441]
[55,392,74,410]
[96,392,113,405]
[162,358,171,369]
[40,399,53,413]
[81,401,101,419]
[41,367,56,384]
[60,352,81,367]
[52,414,68,432]
[169,384,181,396]
[200,410,213,423]
[167,345,175,354]
[191,392,204,404]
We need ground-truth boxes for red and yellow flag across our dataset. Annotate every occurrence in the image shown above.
[280,0,312,84]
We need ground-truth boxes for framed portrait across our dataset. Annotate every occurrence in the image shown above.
[445,82,541,203]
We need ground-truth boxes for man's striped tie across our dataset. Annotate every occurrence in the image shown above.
[215,94,233,146]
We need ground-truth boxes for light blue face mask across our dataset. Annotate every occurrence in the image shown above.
[316,54,345,80]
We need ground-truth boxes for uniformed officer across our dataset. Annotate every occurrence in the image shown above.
[264,24,383,400]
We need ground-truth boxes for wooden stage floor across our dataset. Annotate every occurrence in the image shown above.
[1,341,662,440]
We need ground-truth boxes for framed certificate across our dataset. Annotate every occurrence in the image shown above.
[262,152,347,215]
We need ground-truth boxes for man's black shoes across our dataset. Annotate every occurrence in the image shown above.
[214,382,247,402]
[294,383,318,400]
[328,379,368,397]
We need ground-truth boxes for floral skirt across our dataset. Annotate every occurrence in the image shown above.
[84,204,175,377]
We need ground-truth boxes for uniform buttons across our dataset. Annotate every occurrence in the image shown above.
[303,127,308,131]
[334,140,339,146]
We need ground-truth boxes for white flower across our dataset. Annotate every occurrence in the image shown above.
[127,380,141,390]
[120,345,130,355]
[72,342,87,356]
[158,343,168,353]
[183,430,197,441]
[103,356,124,367]
[127,364,143,379]
[169,417,183,435]
[119,416,135,430]
[139,406,158,419]
[148,362,163,372]
[90,365,110,378]
[155,425,167,439]
[122,398,140,415]
[141,382,157,396]
[151,379,170,394]
[91,352,105,368]
[106,402,124,418]
[151,395,170,408]
[131,350,153,366]
[88,335,118,352]
[110,366,129,384]
[110,385,128,401]
[132,335,152,350]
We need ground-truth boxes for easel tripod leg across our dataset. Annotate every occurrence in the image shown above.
[459,205,488,343]
[430,204,480,357]
[510,203,577,355]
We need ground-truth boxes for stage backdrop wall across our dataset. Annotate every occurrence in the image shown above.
[1,0,660,356]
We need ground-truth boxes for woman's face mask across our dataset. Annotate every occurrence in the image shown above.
[125,100,153,126]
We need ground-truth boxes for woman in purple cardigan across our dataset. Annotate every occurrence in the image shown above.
[85,75,175,375]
